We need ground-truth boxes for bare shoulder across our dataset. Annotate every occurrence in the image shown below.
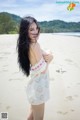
[30,42,40,51]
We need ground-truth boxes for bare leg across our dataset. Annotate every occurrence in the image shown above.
[27,105,34,120]
[31,103,45,120]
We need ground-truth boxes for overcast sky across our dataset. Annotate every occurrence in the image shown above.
[0,0,80,22]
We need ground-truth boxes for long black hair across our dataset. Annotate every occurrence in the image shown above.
[16,16,40,77]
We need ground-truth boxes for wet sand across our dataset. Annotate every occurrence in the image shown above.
[0,34,80,120]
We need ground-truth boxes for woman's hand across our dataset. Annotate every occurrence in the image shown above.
[43,53,53,63]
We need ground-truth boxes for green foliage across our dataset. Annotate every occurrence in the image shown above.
[39,20,80,33]
[0,12,19,34]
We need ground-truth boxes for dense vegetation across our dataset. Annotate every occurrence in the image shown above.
[39,20,80,33]
[0,12,20,34]
[0,12,80,34]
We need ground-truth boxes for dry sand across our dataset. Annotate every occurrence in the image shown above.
[0,34,80,120]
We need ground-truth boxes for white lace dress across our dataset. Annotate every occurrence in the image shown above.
[25,57,50,105]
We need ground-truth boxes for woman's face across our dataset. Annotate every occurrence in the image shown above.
[28,22,39,43]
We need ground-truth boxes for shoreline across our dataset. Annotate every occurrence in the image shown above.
[0,32,80,37]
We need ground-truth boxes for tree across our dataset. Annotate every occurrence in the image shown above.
[0,13,17,34]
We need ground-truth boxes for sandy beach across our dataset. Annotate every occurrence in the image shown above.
[0,33,80,120]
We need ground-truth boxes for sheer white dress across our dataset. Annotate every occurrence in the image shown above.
[25,57,50,105]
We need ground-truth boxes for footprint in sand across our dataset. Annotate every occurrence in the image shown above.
[66,96,74,101]
[3,52,11,55]
[56,69,61,73]
[74,95,78,98]
[61,70,66,74]
[71,109,75,112]
[12,71,19,74]
[62,112,68,115]
[0,56,4,59]
[9,78,22,81]
[3,65,8,67]
[1,56,8,59]
[57,111,68,115]
[65,59,73,63]
[2,69,8,72]
[6,106,11,110]
[9,78,13,81]
[14,78,23,81]
[56,68,66,74]
[77,82,80,85]
[67,86,71,88]
[65,59,80,69]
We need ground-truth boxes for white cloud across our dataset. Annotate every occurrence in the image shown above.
[0,0,16,6]
[0,0,80,22]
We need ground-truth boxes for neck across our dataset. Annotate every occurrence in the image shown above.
[30,40,37,44]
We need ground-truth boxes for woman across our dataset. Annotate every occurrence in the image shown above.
[16,16,53,120]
